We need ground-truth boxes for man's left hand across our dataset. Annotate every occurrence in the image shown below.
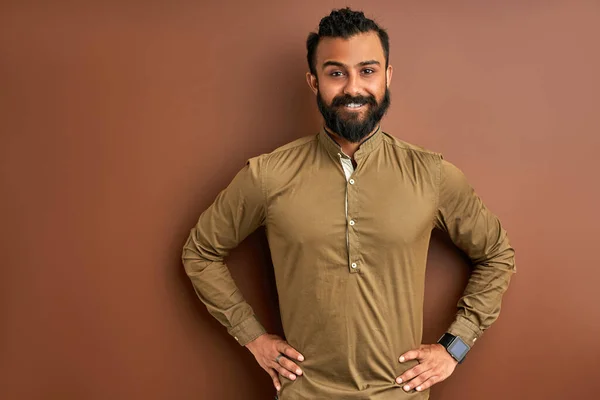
[395,344,458,392]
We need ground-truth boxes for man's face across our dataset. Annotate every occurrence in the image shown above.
[307,31,393,143]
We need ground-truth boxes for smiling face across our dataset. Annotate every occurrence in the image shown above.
[307,31,393,143]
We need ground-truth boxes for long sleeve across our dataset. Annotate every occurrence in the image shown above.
[182,156,267,346]
[434,159,516,346]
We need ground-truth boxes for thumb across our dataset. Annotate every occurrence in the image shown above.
[399,348,422,363]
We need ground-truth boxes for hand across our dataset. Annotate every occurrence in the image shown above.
[395,344,458,393]
[245,333,305,392]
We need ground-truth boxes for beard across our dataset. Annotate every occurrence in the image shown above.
[317,86,391,143]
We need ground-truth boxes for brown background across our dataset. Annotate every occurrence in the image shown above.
[1,1,599,399]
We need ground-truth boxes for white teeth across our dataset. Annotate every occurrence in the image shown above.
[346,103,363,108]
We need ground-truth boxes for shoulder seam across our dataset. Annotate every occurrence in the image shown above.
[257,135,317,223]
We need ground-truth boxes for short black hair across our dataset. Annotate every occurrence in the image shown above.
[306,8,390,76]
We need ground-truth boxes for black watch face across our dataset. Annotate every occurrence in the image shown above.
[448,339,469,360]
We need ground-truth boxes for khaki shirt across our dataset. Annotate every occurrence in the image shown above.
[182,126,515,399]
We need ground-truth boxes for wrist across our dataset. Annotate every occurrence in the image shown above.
[436,344,459,365]
[244,332,267,351]
[437,333,470,364]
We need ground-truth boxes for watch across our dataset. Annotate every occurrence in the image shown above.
[437,333,470,364]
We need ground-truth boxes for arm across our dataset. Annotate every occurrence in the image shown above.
[181,157,267,346]
[396,158,516,393]
[182,156,304,391]
[434,158,516,345]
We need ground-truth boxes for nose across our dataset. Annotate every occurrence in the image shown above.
[343,71,361,96]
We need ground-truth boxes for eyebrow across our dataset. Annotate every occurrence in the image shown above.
[322,60,381,69]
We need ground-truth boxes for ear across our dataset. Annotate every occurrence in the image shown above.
[386,64,393,88]
[306,72,319,95]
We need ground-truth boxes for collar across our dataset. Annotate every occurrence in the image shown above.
[318,125,384,160]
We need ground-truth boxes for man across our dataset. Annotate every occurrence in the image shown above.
[182,8,515,400]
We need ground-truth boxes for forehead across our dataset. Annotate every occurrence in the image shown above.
[316,31,385,68]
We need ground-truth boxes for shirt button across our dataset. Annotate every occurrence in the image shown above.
[349,220,355,226]
[349,179,355,185]
[351,263,357,269]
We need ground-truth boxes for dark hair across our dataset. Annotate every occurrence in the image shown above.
[306,8,390,76]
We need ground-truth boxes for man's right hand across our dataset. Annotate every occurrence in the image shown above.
[245,333,305,392]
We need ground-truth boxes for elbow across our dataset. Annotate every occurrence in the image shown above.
[181,228,205,274]
[181,227,222,276]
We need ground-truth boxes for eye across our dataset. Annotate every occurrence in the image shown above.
[330,71,344,77]
[362,68,375,74]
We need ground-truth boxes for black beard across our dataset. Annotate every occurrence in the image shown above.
[317,87,391,143]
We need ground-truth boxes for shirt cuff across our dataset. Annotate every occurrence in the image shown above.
[446,316,484,347]
[228,315,267,346]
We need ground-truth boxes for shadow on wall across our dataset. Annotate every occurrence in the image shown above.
[173,45,320,337]
[423,229,472,344]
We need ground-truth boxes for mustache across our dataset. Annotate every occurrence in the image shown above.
[331,94,378,108]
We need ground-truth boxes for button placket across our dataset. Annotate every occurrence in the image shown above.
[346,173,362,274]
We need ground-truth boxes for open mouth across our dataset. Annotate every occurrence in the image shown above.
[344,102,366,109]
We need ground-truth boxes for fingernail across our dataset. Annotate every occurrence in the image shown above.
[296,369,302,375]
[276,386,280,391]
[404,385,410,391]
[298,355,304,361]
[416,386,422,391]
[290,375,296,380]
[396,377,402,384]
[399,356,405,362]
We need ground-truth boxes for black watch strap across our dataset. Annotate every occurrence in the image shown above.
[437,333,470,364]
[438,333,457,348]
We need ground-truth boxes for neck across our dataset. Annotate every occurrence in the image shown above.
[325,125,380,159]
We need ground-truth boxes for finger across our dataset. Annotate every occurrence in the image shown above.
[401,369,434,392]
[266,368,282,391]
[396,363,431,385]
[274,364,297,381]
[277,355,303,376]
[413,375,441,392]
[277,342,305,362]
[399,349,422,363]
